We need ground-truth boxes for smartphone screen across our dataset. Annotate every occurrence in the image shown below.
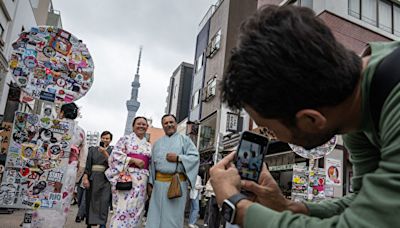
[235,131,269,182]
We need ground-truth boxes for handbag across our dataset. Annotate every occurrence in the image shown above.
[167,161,182,199]
[115,156,132,191]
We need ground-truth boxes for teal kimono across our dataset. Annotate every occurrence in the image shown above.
[146,132,199,228]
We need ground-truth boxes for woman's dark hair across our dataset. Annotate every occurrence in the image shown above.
[221,5,361,125]
[60,102,79,120]
[161,114,177,124]
[132,116,148,126]
[101,131,113,141]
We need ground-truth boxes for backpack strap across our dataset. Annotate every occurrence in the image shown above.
[370,47,400,132]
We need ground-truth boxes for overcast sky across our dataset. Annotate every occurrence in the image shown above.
[52,0,216,140]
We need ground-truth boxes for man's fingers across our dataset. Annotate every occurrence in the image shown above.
[214,151,236,169]
[261,163,268,172]
[241,180,264,195]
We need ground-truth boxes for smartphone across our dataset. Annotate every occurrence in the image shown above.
[99,141,105,147]
[235,131,269,182]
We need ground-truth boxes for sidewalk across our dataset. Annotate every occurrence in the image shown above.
[0,205,205,228]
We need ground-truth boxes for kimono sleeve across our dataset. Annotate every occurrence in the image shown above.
[105,136,130,185]
[179,135,199,187]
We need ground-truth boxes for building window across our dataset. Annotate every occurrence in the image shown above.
[293,0,313,8]
[206,29,222,58]
[0,23,4,39]
[379,0,392,32]
[173,84,178,98]
[195,53,204,72]
[349,0,400,36]
[191,89,200,109]
[362,0,377,26]
[349,0,360,18]
[394,5,400,36]
[201,76,217,102]
[207,77,216,97]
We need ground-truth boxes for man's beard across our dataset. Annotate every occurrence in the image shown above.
[291,127,338,150]
[164,126,176,136]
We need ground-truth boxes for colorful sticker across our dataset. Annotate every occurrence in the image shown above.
[0,112,74,210]
[10,26,94,104]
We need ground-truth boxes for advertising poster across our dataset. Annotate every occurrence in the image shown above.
[326,158,341,186]
[0,112,74,210]
[9,26,94,104]
[309,168,325,202]
[291,165,308,202]
[0,122,12,155]
[292,165,326,202]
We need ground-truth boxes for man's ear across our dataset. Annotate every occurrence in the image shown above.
[295,109,327,132]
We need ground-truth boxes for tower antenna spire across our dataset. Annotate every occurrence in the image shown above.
[136,46,143,75]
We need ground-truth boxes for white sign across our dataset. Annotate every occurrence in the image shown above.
[269,164,293,171]
[226,113,239,132]
[326,158,341,186]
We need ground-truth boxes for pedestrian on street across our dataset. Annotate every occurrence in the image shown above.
[188,175,203,228]
[203,178,223,228]
[210,4,400,228]
[105,117,152,228]
[75,175,86,223]
[81,131,113,228]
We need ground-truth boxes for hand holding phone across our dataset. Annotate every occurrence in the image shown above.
[235,131,269,183]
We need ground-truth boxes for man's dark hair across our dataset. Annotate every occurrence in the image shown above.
[101,131,113,141]
[60,103,79,120]
[132,116,148,126]
[161,114,177,123]
[221,5,361,125]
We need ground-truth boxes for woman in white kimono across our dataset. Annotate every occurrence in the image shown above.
[105,116,152,228]
[31,102,88,228]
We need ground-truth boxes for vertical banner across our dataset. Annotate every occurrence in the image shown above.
[0,112,74,210]
[0,122,13,183]
[308,168,325,202]
[291,165,308,202]
[291,165,326,202]
[326,158,341,185]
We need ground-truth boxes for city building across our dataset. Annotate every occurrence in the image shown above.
[124,47,142,135]
[189,0,257,164]
[145,118,164,145]
[31,0,62,27]
[164,62,194,124]
[86,131,100,148]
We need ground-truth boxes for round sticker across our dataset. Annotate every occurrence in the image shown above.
[23,56,37,69]
[10,26,95,104]
[42,46,56,58]
[27,114,39,125]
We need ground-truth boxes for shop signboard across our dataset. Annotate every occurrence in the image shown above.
[226,112,239,133]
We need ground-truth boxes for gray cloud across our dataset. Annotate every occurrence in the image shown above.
[52,0,215,140]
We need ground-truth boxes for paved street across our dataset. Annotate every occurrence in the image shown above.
[0,205,205,228]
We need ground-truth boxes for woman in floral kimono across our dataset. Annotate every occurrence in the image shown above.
[105,116,152,228]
